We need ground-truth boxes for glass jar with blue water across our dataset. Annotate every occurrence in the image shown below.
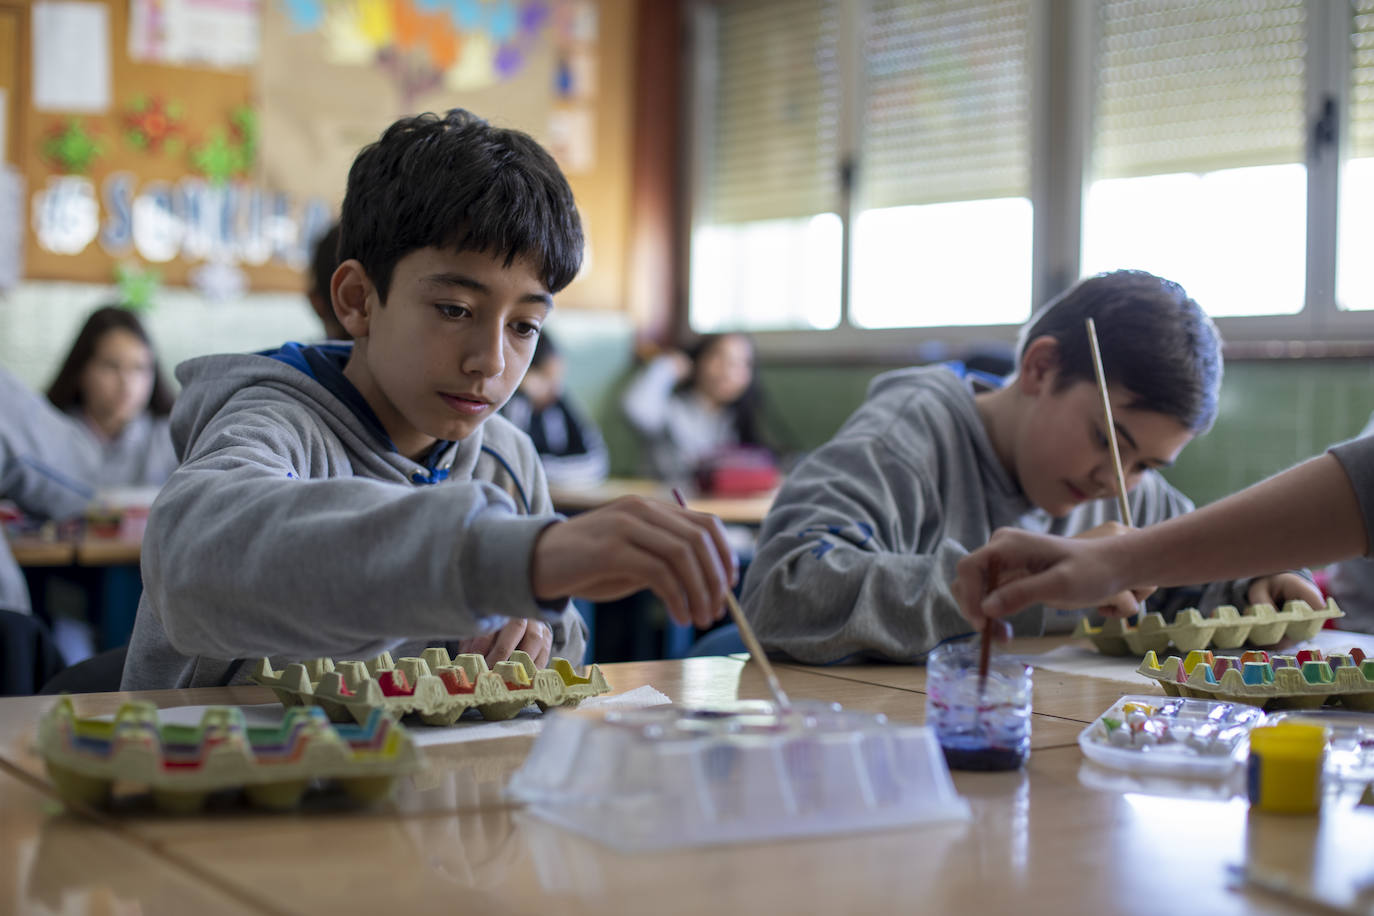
[925,639,1032,771]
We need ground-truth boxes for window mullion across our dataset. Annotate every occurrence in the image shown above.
[838,0,865,329]
[1306,0,1348,331]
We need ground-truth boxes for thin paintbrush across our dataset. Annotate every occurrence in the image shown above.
[978,556,1000,694]
[1085,317,1144,621]
[671,488,792,713]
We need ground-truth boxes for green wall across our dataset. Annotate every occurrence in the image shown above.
[570,350,1374,507]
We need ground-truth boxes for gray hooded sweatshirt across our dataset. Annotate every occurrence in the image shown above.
[741,366,1273,664]
[121,344,585,689]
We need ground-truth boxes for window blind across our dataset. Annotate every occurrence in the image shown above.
[705,0,842,224]
[860,0,1030,209]
[1352,0,1374,159]
[1094,0,1306,180]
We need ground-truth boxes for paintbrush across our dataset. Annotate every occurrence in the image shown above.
[1085,317,1143,622]
[978,556,1000,694]
[671,488,792,713]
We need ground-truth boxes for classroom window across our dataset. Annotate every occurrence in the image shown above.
[1338,0,1374,312]
[1081,0,1308,318]
[688,0,1374,346]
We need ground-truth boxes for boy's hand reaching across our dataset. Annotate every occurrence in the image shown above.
[531,496,737,629]
[953,528,1136,631]
[459,619,553,669]
[1247,572,1324,610]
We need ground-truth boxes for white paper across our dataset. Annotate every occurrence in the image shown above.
[1022,643,1154,684]
[129,0,260,69]
[0,165,24,290]
[32,2,110,112]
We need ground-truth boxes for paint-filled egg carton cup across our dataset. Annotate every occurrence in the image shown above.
[507,700,971,852]
[1136,647,1374,710]
[1073,599,1343,656]
[251,648,610,726]
[1078,694,1265,777]
[36,697,420,813]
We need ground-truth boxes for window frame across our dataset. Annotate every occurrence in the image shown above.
[682,0,1374,360]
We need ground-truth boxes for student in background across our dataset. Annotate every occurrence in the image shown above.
[46,305,177,489]
[955,441,1372,632]
[122,109,734,690]
[741,270,1322,664]
[621,333,781,490]
[306,222,349,341]
[501,331,609,487]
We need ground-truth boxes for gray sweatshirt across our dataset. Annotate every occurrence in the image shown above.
[0,367,99,613]
[122,346,585,689]
[740,366,1266,664]
[621,355,738,484]
[65,409,178,489]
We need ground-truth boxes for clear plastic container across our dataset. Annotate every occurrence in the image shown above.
[506,700,970,852]
[925,639,1032,770]
[1266,709,1374,784]
[1077,694,1265,777]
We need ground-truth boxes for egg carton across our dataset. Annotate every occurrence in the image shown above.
[1072,598,1343,656]
[251,648,610,726]
[1135,647,1374,710]
[36,697,420,813]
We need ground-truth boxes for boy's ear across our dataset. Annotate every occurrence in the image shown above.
[1017,335,1060,396]
[332,260,376,339]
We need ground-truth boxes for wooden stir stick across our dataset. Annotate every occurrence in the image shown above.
[1085,317,1143,620]
[671,489,792,713]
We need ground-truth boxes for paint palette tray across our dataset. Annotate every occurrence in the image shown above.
[1072,599,1343,656]
[36,697,420,813]
[1136,647,1374,710]
[1078,694,1265,777]
[251,648,610,725]
[507,700,971,852]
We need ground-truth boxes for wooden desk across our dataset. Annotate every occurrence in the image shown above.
[549,478,776,525]
[9,533,142,568]
[1,647,1366,915]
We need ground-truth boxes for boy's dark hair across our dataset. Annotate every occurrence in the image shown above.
[309,222,341,302]
[339,110,583,302]
[1017,270,1222,433]
[529,330,558,370]
[47,305,175,417]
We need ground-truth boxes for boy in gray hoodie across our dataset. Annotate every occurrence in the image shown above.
[740,270,1320,664]
[123,110,735,689]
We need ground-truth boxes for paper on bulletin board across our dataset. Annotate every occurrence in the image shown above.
[0,165,24,290]
[32,1,111,112]
[128,0,261,68]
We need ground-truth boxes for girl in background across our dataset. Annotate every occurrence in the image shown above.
[621,333,781,491]
[46,306,177,489]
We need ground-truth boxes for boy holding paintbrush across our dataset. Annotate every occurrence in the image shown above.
[741,270,1320,664]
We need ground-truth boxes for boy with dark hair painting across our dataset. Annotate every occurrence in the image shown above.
[740,269,1320,664]
[123,111,734,689]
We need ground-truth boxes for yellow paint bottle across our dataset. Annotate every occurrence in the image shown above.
[1247,723,1328,815]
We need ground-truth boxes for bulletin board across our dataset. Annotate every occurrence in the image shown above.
[3,0,632,309]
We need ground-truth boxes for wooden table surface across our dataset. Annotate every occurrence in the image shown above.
[548,478,776,525]
[3,643,1372,915]
[9,532,142,568]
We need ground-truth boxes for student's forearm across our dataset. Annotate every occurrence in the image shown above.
[1106,455,1367,591]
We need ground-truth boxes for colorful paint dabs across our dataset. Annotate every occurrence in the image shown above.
[926,640,1032,771]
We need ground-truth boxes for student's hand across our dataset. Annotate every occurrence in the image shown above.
[1247,573,1324,610]
[531,497,737,629]
[459,618,553,669]
[1072,522,1157,617]
[953,528,1136,631]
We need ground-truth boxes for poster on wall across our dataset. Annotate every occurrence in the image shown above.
[32,1,112,112]
[129,0,261,69]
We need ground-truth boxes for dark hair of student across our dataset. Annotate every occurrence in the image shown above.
[1017,269,1223,434]
[309,222,341,302]
[46,305,175,417]
[338,109,584,303]
[529,330,558,371]
[676,333,773,449]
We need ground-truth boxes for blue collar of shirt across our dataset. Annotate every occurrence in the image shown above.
[261,342,454,474]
